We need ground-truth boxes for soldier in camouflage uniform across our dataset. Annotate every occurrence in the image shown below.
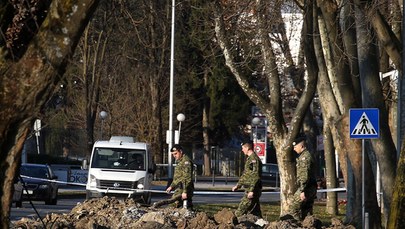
[289,133,317,220]
[152,144,194,209]
[232,141,263,217]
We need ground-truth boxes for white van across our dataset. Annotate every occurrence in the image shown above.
[86,136,155,204]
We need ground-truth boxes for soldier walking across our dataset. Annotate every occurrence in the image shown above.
[152,144,194,209]
[232,141,263,217]
[288,133,317,220]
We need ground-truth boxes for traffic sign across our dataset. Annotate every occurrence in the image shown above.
[349,108,379,139]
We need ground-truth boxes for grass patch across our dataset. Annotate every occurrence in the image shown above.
[194,201,346,226]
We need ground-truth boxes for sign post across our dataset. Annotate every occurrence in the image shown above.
[251,107,268,164]
[349,108,379,229]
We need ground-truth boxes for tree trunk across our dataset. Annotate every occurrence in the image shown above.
[149,74,164,164]
[275,144,297,215]
[82,25,105,155]
[0,1,100,227]
[323,126,338,215]
[314,9,363,223]
[387,138,405,228]
[338,115,363,225]
[203,70,211,176]
[144,0,168,164]
[340,2,361,104]
[0,125,30,227]
[356,4,396,226]
[318,1,367,225]
[314,40,340,217]
[368,9,402,71]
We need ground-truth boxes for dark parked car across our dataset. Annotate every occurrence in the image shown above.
[261,163,280,188]
[14,163,59,207]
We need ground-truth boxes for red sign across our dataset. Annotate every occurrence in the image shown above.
[254,142,266,156]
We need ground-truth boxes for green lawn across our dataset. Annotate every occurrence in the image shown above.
[194,201,346,226]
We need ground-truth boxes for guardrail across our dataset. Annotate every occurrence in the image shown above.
[155,163,198,183]
[155,163,240,186]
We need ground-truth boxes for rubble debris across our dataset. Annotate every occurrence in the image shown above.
[11,196,353,229]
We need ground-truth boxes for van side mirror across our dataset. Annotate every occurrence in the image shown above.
[82,159,88,170]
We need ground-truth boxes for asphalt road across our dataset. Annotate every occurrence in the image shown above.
[10,198,84,222]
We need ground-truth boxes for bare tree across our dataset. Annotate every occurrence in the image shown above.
[215,0,318,214]
[0,0,100,226]
[82,25,107,154]
[215,0,401,226]
[64,0,172,163]
[116,0,171,163]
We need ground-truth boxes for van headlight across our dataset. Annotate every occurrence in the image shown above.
[137,178,145,189]
[89,174,97,188]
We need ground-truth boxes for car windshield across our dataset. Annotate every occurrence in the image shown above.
[262,164,278,174]
[20,165,49,179]
[91,148,146,171]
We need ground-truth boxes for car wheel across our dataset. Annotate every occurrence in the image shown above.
[16,200,22,208]
[45,191,58,205]
[50,193,58,205]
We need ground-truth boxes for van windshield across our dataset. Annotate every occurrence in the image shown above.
[91,148,146,171]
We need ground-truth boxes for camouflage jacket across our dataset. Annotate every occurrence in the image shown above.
[170,154,194,193]
[237,152,262,192]
[296,149,317,193]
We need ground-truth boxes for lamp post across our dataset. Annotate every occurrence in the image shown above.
[252,117,261,152]
[167,0,176,179]
[168,113,185,180]
[99,111,108,140]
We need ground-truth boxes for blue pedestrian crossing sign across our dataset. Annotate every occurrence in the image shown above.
[350,108,379,139]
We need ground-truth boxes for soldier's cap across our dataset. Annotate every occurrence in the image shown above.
[170,144,183,152]
[292,133,306,146]
[240,140,253,146]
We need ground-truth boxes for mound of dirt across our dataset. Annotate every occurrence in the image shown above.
[11,196,354,229]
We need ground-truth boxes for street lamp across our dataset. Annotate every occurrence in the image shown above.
[252,117,260,152]
[34,119,41,155]
[176,113,186,142]
[99,111,108,140]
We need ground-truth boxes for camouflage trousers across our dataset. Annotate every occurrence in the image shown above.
[289,186,317,220]
[235,190,262,217]
[153,190,193,209]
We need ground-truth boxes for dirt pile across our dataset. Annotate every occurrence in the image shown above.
[11,196,354,229]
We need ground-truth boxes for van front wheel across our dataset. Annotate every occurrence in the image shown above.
[16,200,22,208]
[142,192,151,204]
